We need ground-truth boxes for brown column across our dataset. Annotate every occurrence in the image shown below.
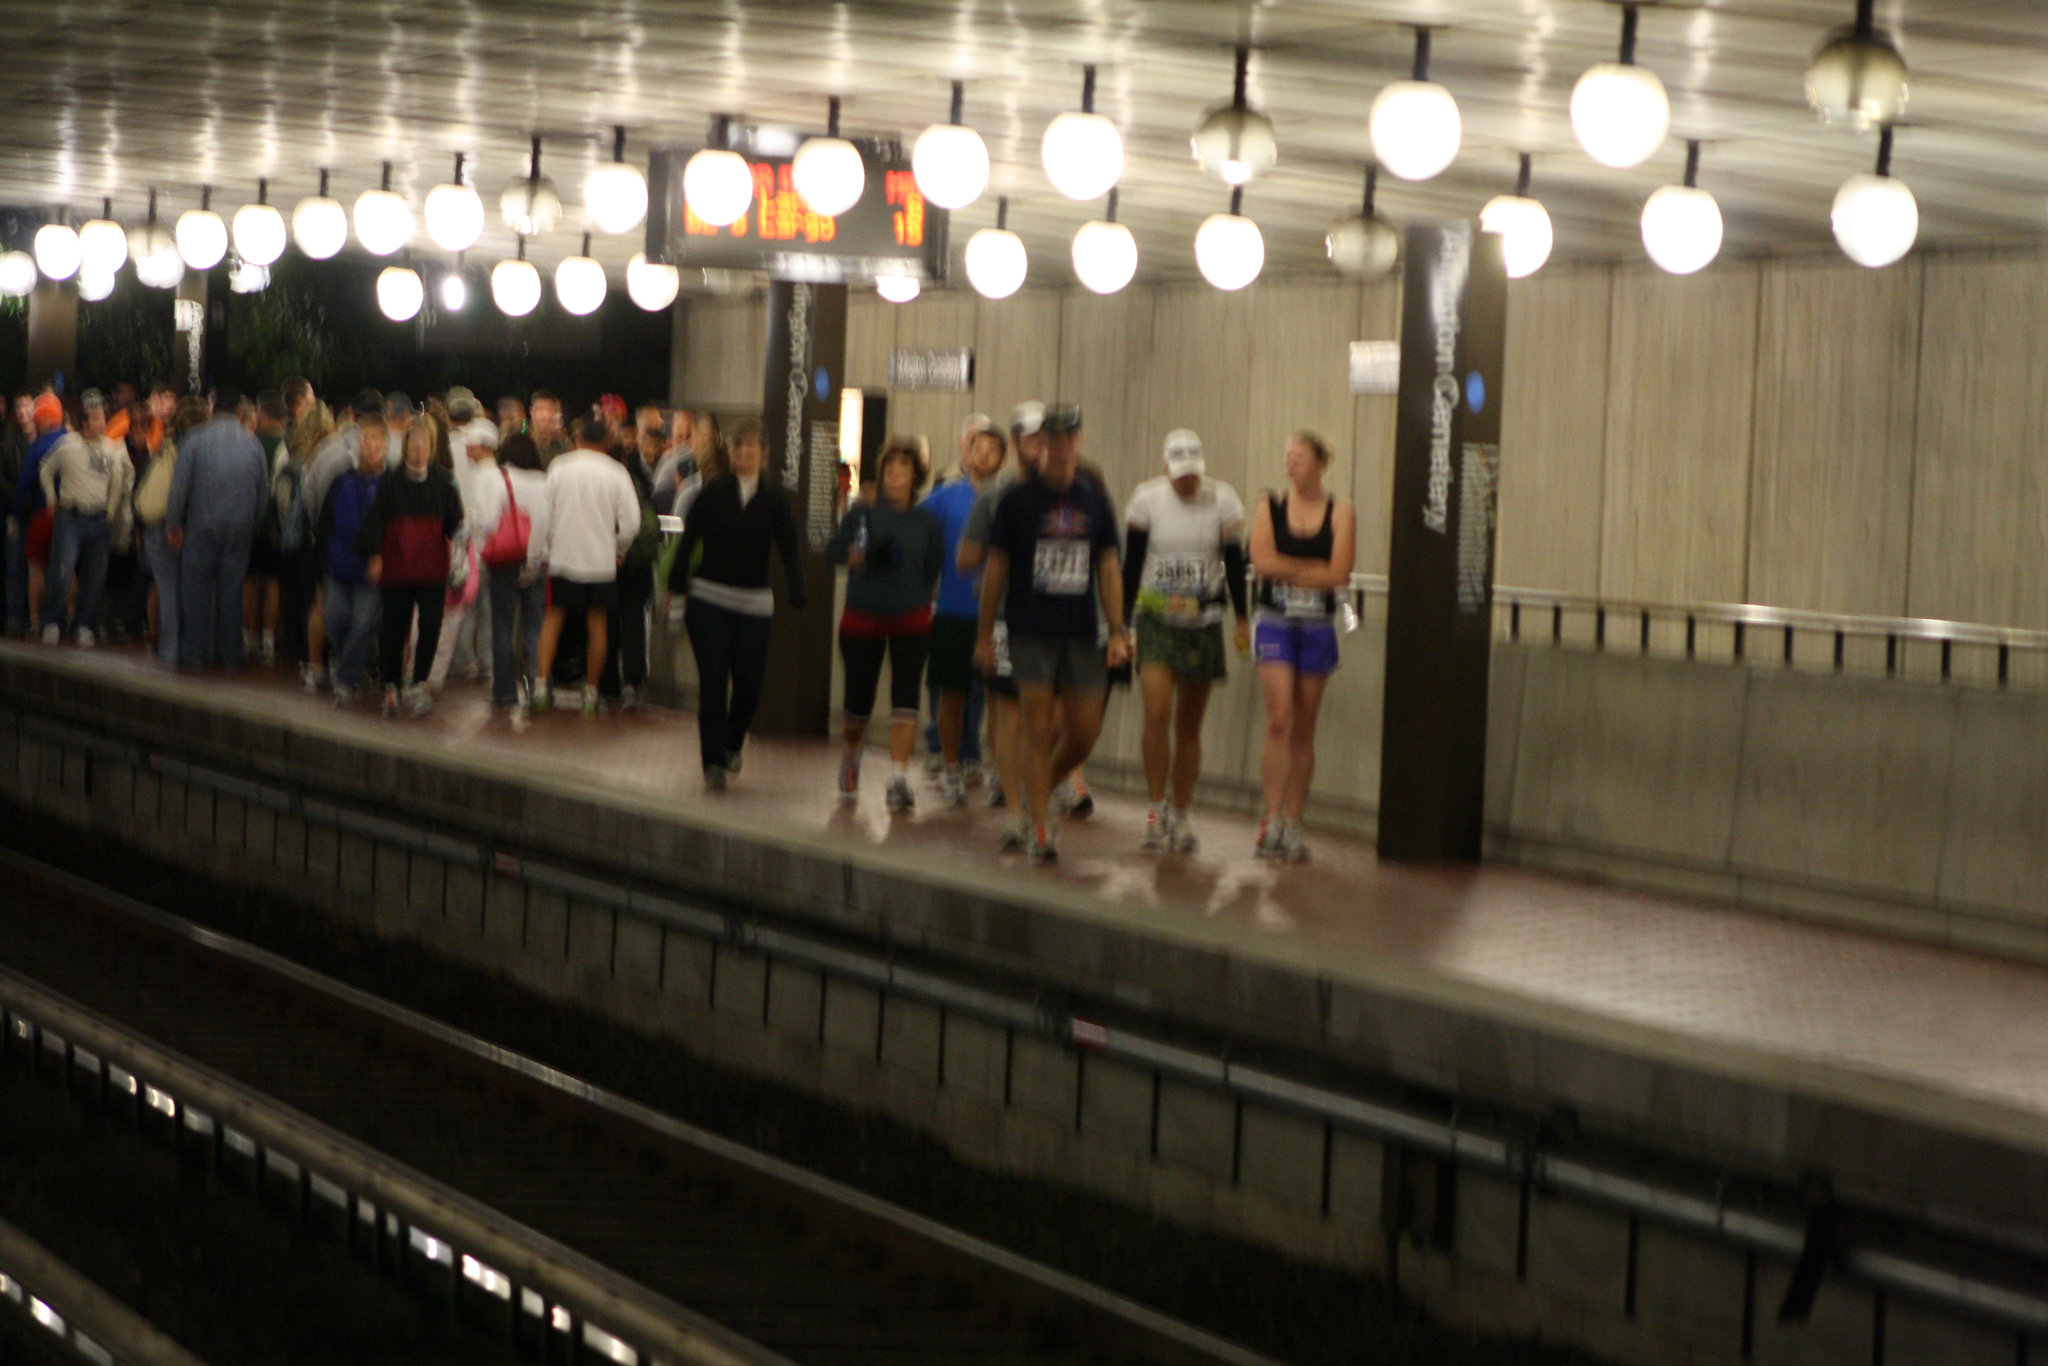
[25,281,76,390]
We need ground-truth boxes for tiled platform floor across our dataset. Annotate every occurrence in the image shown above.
[28,643,2048,1158]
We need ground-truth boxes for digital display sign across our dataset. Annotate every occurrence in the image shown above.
[647,142,948,284]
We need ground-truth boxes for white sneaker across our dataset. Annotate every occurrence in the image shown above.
[1255,819,1287,859]
[1168,809,1200,854]
[885,775,915,812]
[999,817,1030,852]
[39,624,58,645]
[1282,819,1310,863]
[619,684,640,713]
[405,684,435,718]
[939,771,967,809]
[304,663,329,693]
[74,627,95,649]
[581,684,600,717]
[838,751,861,802]
[1141,802,1170,850]
[961,761,985,789]
[331,685,356,708]
[923,752,945,776]
[530,682,551,713]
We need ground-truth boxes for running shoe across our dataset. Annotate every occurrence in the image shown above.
[923,752,945,776]
[303,663,328,693]
[1141,802,1170,850]
[404,684,435,718]
[380,686,400,719]
[1169,809,1200,854]
[886,775,916,812]
[39,624,58,645]
[838,751,861,802]
[725,748,744,775]
[962,761,986,789]
[74,627,95,649]
[999,817,1030,852]
[619,684,641,713]
[1029,826,1059,866]
[704,764,728,791]
[939,771,967,809]
[1254,819,1287,859]
[1282,819,1311,864]
[530,682,552,714]
[1054,780,1095,818]
[331,686,356,708]
[581,684,600,717]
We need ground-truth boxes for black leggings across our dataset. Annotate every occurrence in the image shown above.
[686,597,773,769]
[380,583,443,689]
[839,629,930,723]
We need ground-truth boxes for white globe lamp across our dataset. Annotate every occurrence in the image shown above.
[229,260,270,294]
[176,194,228,271]
[684,116,756,228]
[1190,48,1277,186]
[78,269,116,302]
[1043,65,1123,201]
[492,254,542,316]
[424,154,485,252]
[1640,141,1722,275]
[0,252,35,297]
[1194,194,1265,291]
[791,98,866,218]
[440,271,467,312]
[1071,212,1137,295]
[354,164,413,256]
[964,198,1027,299]
[625,252,681,310]
[1371,29,1460,183]
[875,274,921,304]
[231,183,287,267]
[912,82,990,210]
[1325,166,1400,279]
[1806,22,1908,130]
[554,241,607,315]
[1571,6,1669,170]
[377,265,423,321]
[292,174,349,259]
[1832,126,1916,268]
[78,206,128,275]
[502,136,562,236]
[33,223,81,281]
[135,227,184,289]
[586,127,650,234]
[1479,195,1552,279]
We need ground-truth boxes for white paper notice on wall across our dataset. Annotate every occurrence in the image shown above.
[1349,340,1400,396]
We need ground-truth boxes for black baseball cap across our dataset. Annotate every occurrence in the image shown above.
[1043,403,1083,435]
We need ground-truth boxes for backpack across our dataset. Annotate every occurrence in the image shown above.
[479,468,531,570]
[270,457,309,554]
[623,476,661,570]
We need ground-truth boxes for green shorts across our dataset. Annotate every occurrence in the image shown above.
[1136,616,1226,682]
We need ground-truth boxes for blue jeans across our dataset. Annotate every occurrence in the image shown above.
[178,522,253,668]
[322,575,381,690]
[487,566,545,705]
[924,676,985,764]
[143,524,180,663]
[44,509,111,635]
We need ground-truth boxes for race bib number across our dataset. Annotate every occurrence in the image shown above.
[991,620,1012,677]
[1033,540,1090,596]
[1280,584,1329,618]
[1149,554,1213,622]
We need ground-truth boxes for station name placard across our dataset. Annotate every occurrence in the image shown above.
[889,347,975,391]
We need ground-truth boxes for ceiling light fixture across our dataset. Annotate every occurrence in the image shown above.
[1191,46,1277,187]
[587,126,651,234]
[875,274,921,304]
[79,199,128,276]
[1194,187,1265,291]
[625,252,680,310]
[1325,164,1400,279]
[78,268,116,301]
[963,195,1027,299]
[1806,0,1908,131]
[492,239,542,316]
[440,264,468,312]
[913,82,991,210]
[502,136,563,237]
[135,192,184,289]
[1833,124,1916,268]
[292,170,348,260]
[232,180,287,267]
[792,98,866,218]
[1571,4,1670,169]
[228,260,269,294]
[1479,153,1554,279]
[1071,188,1137,295]
[176,187,228,270]
[377,264,423,321]
[1640,139,1723,275]
[425,152,485,253]
[555,233,607,315]
[1044,65,1124,201]
[33,215,81,282]
[0,251,35,297]
[354,162,414,256]
[684,115,756,227]
[1371,28,1462,182]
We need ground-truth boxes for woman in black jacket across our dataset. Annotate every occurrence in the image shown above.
[667,418,806,787]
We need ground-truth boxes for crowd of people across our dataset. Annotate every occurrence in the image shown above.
[3,376,1356,865]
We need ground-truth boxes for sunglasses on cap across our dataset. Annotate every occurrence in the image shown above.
[1042,404,1083,435]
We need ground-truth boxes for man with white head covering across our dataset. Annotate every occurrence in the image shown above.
[425,408,498,691]
[1122,427,1250,852]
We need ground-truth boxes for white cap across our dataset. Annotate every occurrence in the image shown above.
[462,417,500,452]
[1009,401,1047,438]
[1163,428,1205,479]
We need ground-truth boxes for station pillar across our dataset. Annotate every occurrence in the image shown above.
[753,279,846,738]
[1376,221,1508,862]
[25,280,76,391]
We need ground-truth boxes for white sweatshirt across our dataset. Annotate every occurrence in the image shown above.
[468,464,549,546]
[525,447,639,584]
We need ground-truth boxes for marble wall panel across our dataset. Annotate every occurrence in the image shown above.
[1497,267,1612,597]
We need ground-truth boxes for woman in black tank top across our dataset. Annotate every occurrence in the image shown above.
[1248,431,1358,862]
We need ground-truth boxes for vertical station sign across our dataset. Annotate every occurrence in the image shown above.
[1377,221,1508,862]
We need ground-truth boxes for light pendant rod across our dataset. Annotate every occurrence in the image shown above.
[995,194,1008,231]
[825,97,841,138]
[529,136,542,177]
[712,113,732,149]
[1875,123,1894,176]
[1105,188,1119,222]
[380,161,393,192]
[612,126,627,162]
[257,178,268,205]
[453,151,466,184]
[1231,46,1250,108]
[1363,164,1378,214]
[146,188,158,229]
[581,231,592,256]
[1683,139,1702,188]
[318,168,330,197]
[1515,152,1532,198]
[1229,186,1243,216]
[1081,64,1097,114]
[101,197,112,219]
[1855,0,1876,38]
[948,81,964,125]
[1411,27,1432,81]
[200,185,212,211]
[516,237,527,261]
[1618,4,1639,64]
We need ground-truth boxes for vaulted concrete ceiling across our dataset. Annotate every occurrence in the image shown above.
[2,1,2041,291]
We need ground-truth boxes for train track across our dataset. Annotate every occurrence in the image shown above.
[0,850,1280,1366]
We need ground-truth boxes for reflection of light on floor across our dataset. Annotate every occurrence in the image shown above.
[1204,867,1297,932]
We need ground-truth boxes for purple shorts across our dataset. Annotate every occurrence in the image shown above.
[1254,617,1339,677]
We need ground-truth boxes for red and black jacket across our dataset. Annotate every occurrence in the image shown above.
[353,464,464,587]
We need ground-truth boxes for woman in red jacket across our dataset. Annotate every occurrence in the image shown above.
[358,415,464,719]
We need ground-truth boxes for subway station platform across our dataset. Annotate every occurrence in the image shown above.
[4,640,2048,1263]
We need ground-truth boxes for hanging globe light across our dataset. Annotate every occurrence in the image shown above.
[377,265,423,321]
[424,153,485,252]
[586,126,651,234]
[912,82,991,210]
[354,162,414,256]
[1190,47,1277,187]
[963,196,1027,299]
[0,251,35,297]
[78,268,116,302]
[492,248,542,316]
[176,188,229,270]
[1479,154,1553,279]
[292,171,349,259]
[554,236,607,315]
[33,221,81,281]
[79,202,128,276]
[875,274,921,304]
[625,252,681,310]
[440,270,467,312]
[231,181,287,267]
[1806,0,1908,131]
[1371,29,1462,182]
[1833,126,1916,268]
[1070,192,1137,295]
[135,229,184,289]
[1043,66,1124,201]
[1194,190,1265,291]
[502,136,562,236]
[684,115,756,227]
[1640,141,1723,275]
[792,98,867,218]
[229,259,270,294]
[1571,5,1670,170]
[1325,166,1400,279]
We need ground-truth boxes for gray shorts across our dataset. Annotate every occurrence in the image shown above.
[1008,634,1107,692]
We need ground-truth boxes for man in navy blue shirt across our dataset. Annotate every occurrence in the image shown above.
[976,404,1128,864]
